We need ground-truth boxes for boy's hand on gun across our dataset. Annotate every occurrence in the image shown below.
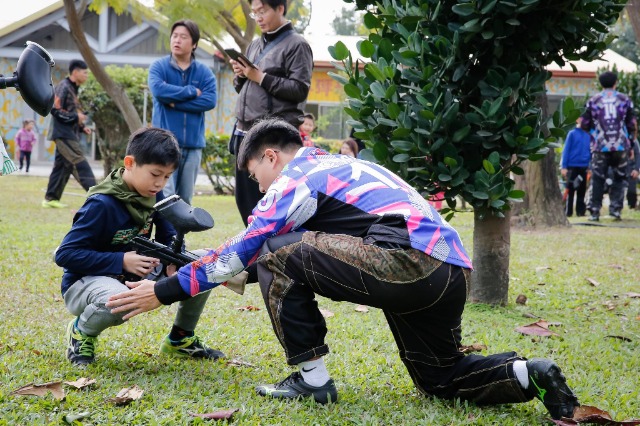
[123,251,161,277]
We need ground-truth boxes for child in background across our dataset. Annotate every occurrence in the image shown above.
[339,138,359,158]
[55,127,223,366]
[299,113,316,147]
[15,120,37,172]
[561,118,591,217]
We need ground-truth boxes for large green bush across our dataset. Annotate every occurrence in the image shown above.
[202,133,235,194]
[79,65,150,174]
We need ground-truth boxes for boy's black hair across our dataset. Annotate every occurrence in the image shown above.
[599,71,617,89]
[237,119,302,170]
[249,0,287,16]
[171,19,200,52]
[126,127,181,169]
[302,112,315,121]
[69,59,88,74]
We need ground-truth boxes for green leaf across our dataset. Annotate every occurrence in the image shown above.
[373,141,389,160]
[357,40,376,58]
[370,81,386,98]
[452,3,476,16]
[363,12,382,29]
[344,83,361,98]
[420,109,436,120]
[452,125,471,142]
[390,140,415,151]
[472,191,489,200]
[508,189,525,198]
[438,173,452,181]
[364,63,386,81]
[483,159,496,174]
[518,126,533,136]
[327,72,349,85]
[329,41,350,61]
[378,117,399,127]
[359,148,376,162]
[393,153,411,163]
[387,102,401,119]
[443,157,458,167]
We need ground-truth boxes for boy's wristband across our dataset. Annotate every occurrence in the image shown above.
[154,275,190,305]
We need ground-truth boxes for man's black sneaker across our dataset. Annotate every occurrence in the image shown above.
[66,319,97,366]
[588,215,599,222]
[610,211,622,221]
[256,372,338,404]
[160,335,225,360]
[526,358,579,420]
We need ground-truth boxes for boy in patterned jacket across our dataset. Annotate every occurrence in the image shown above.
[107,120,579,420]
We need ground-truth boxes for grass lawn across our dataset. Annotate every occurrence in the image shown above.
[0,175,638,425]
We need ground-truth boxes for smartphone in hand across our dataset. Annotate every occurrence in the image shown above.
[224,49,257,69]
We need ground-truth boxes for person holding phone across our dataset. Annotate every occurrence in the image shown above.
[228,0,313,226]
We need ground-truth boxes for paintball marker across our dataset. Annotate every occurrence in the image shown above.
[132,195,244,295]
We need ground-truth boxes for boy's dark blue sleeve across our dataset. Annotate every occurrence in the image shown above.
[54,196,126,276]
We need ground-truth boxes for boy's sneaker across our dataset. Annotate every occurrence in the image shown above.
[159,335,225,360]
[256,372,338,404]
[66,319,97,366]
[42,199,67,209]
[526,358,579,420]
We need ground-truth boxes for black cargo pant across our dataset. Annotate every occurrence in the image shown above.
[590,151,628,216]
[257,231,531,405]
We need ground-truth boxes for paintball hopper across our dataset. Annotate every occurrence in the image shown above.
[0,41,55,117]
[155,194,214,233]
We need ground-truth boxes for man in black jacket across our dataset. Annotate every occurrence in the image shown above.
[42,59,96,209]
[229,0,313,225]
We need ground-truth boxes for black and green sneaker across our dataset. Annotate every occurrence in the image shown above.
[256,372,338,404]
[159,335,225,360]
[65,319,97,366]
[526,358,579,420]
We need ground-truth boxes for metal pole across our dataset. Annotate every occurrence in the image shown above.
[142,85,148,127]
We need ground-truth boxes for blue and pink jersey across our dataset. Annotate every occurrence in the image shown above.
[581,89,637,153]
[175,147,472,297]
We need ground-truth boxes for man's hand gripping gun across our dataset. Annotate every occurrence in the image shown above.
[132,195,245,295]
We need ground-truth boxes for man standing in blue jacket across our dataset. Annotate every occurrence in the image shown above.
[149,19,217,204]
[561,119,591,217]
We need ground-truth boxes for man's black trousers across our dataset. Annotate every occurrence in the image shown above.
[257,232,531,405]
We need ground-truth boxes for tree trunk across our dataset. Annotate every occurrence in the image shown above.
[626,3,640,42]
[513,89,569,226]
[63,0,142,134]
[469,209,511,306]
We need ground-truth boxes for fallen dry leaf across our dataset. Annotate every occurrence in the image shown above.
[107,385,144,406]
[515,294,527,305]
[515,320,560,337]
[535,266,552,272]
[608,264,624,270]
[226,359,255,368]
[319,308,334,318]
[31,350,42,356]
[355,305,369,313]
[236,305,260,311]
[586,277,600,287]
[189,409,239,420]
[603,300,616,311]
[605,335,632,342]
[624,292,640,299]
[64,412,92,423]
[459,343,487,354]
[551,404,640,425]
[64,378,96,390]
[10,381,65,400]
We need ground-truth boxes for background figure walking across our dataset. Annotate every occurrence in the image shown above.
[581,71,637,221]
[229,0,313,226]
[561,119,591,217]
[42,59,96,209]
[15,120,37,173]
[148,19,217,204]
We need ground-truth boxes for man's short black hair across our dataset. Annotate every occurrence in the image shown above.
[171,19,200,52]
[251,0,287,16]
[599,71,617,89]
[126,127,181,169]
[69,59,88,74]
[237,119,302,170]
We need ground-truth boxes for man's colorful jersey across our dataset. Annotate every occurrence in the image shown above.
[581,89,637,153]
[176,147,472,297]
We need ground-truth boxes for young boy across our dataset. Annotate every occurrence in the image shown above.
[55,127,223,366]
[107,120,580,420]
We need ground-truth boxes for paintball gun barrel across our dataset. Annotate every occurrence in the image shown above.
[132,194,213,268]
